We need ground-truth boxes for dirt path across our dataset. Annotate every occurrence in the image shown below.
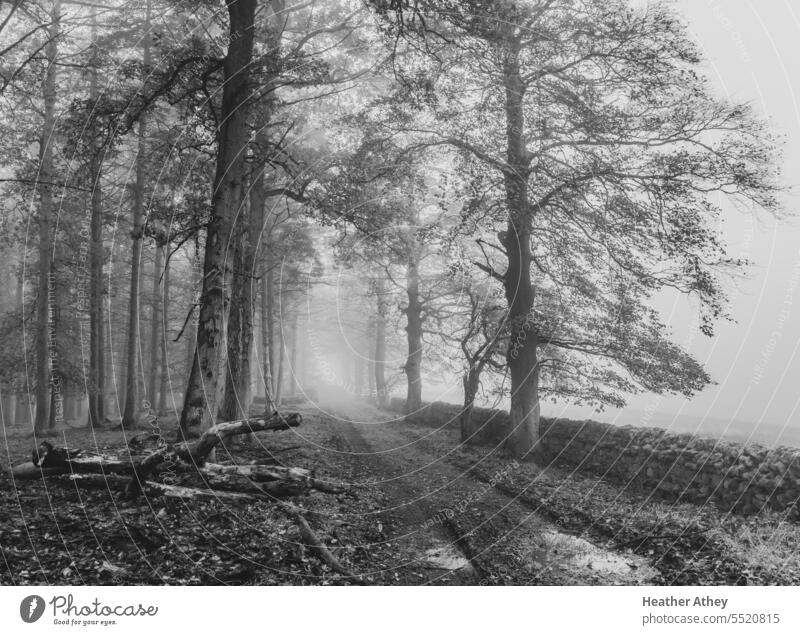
[309,401,658,585]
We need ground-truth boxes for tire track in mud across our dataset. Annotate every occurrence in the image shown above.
[323,406,486,584]
[316,402,656,585]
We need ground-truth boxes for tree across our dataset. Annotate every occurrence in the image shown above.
[33,0,60,435]
[179,0,257,437]
[370,0,779,458]
[121,0,151,429]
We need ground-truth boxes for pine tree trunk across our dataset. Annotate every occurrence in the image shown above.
[374,280,388,407]
[180,0,257,437]
[367,318,375,401]
[87,14,105,429]
[404,246,423,417]
[274,319,285,407]
[17,394,31,425]
[353,347,363,400]
[122,0,151,429]
[289,312,298,396]
[158,252,170,415]
[184,244,200,386]
[4,392,17,427]
[34,0,60,435]
[260,272,275,413]
[501,39,540,460]
[266,257,276,397]
[147,242,163,408]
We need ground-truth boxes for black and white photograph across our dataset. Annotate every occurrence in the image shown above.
[1,0,800,631]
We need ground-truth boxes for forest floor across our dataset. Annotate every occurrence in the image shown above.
[2,399,800,585]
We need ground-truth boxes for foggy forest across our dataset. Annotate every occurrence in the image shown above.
[1,0,798,587]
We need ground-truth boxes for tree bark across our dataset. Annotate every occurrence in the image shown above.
[274,318,285,406]
[220,175,259,422]
[34,0,60,434]
[289,312,298,396]
[266,253,277,397]
[147,241,163,408]
[460,367,481,442]
[184,243,201,385]
[500,39,540,459]
[404,238,423,417]
[4,391,17,427]
[180,0,257,436]
[157,250,170,415]
[260,270,275,413]
[367,318,375,401]
[374,279,388,407]
[122,0,151,429]
[87,12,105,429]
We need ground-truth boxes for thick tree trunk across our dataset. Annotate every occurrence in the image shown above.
[220,177,258,422]
[374,280,388,407]
[122,3,151,429]
[34,1,60,434]
[87,25,105,429]
[460,367,481,443]
[501,40,540,460]
[147,242,164,408]
[184,244,200,385]
[180,0,257,436]
[158,252,170,415]
[404,245,423,417]
[260,272,275,413]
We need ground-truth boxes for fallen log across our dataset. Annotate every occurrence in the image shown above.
[279,505,365,584]
[126,413,302,497]
[201,463,345,495]
[10,414,302,483]
[12,455,136,480]
[59,474,272,504]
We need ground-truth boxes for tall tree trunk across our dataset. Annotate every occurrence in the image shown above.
[274,317,284,407]
[367,318,375,401]
[353,346,363,400]
[266,256,276,396]
[87,11,105,429]
[220,175,258,422]
[184,243,200,385]
[158,252,170,415]
[122,0,151,429]
[260,273,275,413]
[404,242,423,417]
[460,366,481,443]
[374,280,388,407]
[18,395,31,425]
[147,242,163,408]
[4,390,17,427]
[289,312,298,396]
[34,0,60,434]
[501,39,540,459]
[180,0,257,437]
[64,390,75,422]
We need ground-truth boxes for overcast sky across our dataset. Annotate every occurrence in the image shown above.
[553,1,800,432]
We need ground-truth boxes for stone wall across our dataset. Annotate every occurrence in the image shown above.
[389,399,800,519]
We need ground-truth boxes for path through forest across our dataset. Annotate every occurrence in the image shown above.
[309,401,657,585]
